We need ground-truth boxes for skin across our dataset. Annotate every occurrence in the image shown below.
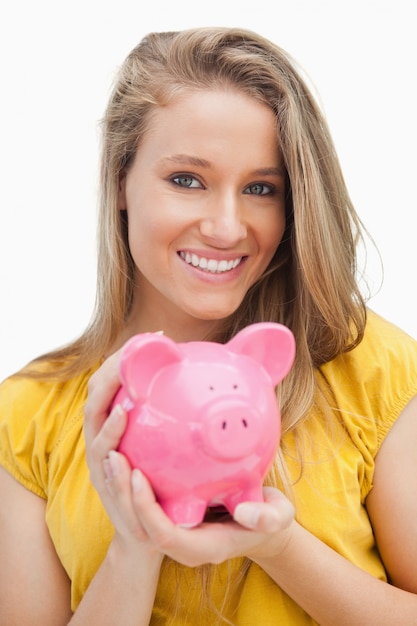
[1,89,417,625]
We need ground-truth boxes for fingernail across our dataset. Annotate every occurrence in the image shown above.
[234,503,260,529]
[131,469,143,493]
[108,450,120,477]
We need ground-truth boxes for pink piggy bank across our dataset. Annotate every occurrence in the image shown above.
[114,322,295,527]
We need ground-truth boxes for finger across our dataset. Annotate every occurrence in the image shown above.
[87,404,128,475]
[101,449,131,497]
[100,451,150,542]
[84,349,123,443]
[233,489,294,533]
[95,403,128,455]
[130,469,175,538]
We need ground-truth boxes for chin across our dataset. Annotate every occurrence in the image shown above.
[188,305,241,323]
[178,295,246,324]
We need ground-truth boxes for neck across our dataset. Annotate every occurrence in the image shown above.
[110,308,223,354]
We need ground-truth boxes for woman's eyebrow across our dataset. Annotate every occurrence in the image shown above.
[251,166,285,178]
[160,154,213,168]
[160,155,285,178]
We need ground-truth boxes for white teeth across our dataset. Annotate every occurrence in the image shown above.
[180,252,242,273]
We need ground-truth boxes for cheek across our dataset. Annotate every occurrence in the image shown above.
[126,213,155,267]
[261,210,287,254]
[126,209,180,269]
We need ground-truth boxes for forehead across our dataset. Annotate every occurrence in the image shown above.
[148,87,276,127]
[138,88,282,166]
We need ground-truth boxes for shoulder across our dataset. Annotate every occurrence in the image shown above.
[0,362,99,497]
[319,308,417,449]
[355,309,417,361]
[321,309,417,405]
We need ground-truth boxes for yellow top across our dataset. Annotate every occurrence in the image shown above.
[1,310,417,625]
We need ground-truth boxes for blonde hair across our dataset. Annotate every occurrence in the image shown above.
[29,26,367,427]
[25,27,369,622]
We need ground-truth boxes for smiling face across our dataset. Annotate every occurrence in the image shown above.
[118,89,287,340]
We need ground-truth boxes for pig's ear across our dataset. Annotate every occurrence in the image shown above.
[119,333,182,401]
[227,322,295,385]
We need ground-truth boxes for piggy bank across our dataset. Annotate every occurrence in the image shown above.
[113,322,295,527]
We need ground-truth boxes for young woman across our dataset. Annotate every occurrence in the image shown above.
[1,27,416,625]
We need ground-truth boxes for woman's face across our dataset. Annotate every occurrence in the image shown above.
[119,89,287,338]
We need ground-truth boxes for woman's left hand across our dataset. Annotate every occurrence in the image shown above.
[124,466,295,567]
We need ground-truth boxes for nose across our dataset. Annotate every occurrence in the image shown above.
[199,192,247,246]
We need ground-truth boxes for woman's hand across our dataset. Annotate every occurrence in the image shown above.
[84,351,159,549]
[73,353,163,624]
[105,459,295,567]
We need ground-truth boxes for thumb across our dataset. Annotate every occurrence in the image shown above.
[233,488,294,532]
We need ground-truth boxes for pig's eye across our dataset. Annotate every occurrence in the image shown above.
[233,384,238,389]
[209,386,214,391]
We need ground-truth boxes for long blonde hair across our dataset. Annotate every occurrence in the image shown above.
[28,26,367,434]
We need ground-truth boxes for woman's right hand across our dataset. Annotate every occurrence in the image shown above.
[83,350,163,554]
[68,351,164,624]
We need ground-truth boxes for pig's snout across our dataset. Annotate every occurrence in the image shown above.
[200,401,262,459]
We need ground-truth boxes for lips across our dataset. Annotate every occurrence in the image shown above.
[179,251,243,274]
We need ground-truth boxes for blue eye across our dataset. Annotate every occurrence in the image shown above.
[172,175,202,188]
[244,183,273,195]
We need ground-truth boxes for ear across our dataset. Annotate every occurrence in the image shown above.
[117,172,127,211]
[226,322,295,385]
[119,333,183,401]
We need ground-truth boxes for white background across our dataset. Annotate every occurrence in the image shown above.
[0,0,415,381]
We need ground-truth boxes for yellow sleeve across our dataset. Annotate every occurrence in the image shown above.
[0,368,92,498]
[0,375,55,497]
[320,310,417,499]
